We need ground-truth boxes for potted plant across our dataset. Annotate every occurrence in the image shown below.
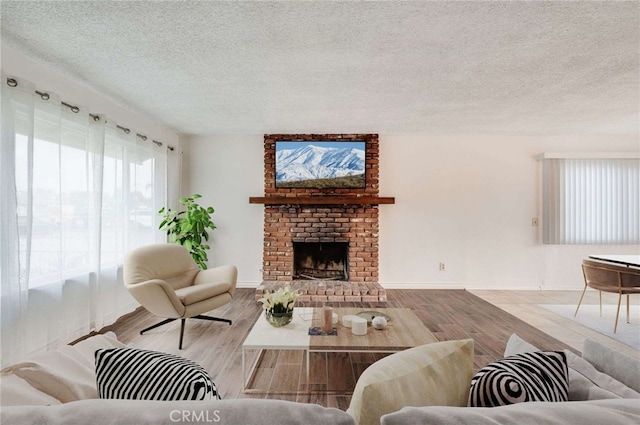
[258,285,299,327]
[158,194,216,269]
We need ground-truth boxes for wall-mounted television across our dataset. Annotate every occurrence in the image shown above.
[275,140,366,189]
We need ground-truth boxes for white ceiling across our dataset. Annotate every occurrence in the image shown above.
[1,1,638,137]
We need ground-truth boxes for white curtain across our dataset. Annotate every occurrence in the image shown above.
[542,157,640,244]
[1,75,168,366]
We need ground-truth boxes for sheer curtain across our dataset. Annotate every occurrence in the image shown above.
[1,75,168,366]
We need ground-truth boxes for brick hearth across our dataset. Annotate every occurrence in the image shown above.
[255,280,387,303]
[257,133,385,302]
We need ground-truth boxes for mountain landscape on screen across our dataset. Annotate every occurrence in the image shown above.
[275,143,366,188]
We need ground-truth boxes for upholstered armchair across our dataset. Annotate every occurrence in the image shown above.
[123,243,237,349]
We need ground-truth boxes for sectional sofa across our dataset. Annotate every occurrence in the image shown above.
[1,332,639,424]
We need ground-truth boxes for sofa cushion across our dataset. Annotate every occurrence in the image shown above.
[95,348,220,400]
[564,349,640,400]
[468,351,568,407]
[1,331,128,403]
[380,399,640,425]
[6,353,100,403]
[175,281,231,305]
[582,337,640,393]
[503,332,540,356]
[346,339,474,425]
[0,373,62,406]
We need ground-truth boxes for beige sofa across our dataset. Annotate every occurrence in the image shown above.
[1,333,639,425]
[377,334,640,425]
[0,332,353,425]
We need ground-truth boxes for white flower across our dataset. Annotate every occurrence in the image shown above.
[259,285,298,314]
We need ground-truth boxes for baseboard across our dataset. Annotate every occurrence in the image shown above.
[380,282,466,290]
[236,281,262,289]
[237,281,583,291]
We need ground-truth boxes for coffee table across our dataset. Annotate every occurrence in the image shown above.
[242,307,437,392]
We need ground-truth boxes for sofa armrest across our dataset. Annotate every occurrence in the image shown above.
[0,398,355,425]
[126,279,186,317]
[381,399,640,425]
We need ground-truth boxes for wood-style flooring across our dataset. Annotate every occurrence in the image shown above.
[471,289,640,359]
[104,289,575,409]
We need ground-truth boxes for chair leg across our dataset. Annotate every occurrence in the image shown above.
[614,293,622,334]
[141,315,232,350]
[574,285,588,317]
[192,314,233,325]
[627,294,630,324]
[599,291,603,316]
[179,319,186,350]
[140,318,177,335]
[176,316,232,350]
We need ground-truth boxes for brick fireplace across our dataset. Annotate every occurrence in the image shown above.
[253,134,390,303]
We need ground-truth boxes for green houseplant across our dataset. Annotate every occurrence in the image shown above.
[158,194,216,269]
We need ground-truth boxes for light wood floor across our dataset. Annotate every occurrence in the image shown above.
[101,288,632,409]
[471,289,640,359]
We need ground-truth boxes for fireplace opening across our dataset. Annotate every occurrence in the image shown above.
[293,242,348,281]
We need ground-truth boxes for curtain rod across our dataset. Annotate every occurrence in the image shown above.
[6,77,175,152]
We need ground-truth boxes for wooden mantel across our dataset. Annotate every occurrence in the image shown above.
[249,196,395,205]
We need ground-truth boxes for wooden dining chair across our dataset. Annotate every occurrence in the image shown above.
[576,259,640,333]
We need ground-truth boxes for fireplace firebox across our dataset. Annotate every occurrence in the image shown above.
[293,242,348,281]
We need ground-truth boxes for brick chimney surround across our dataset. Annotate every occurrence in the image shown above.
[252,134,394,303]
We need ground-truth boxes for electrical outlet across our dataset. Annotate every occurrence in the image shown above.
[439,262,446,271]
[532,217,539,227]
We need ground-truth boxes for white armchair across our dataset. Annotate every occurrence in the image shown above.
[123,243,237,349]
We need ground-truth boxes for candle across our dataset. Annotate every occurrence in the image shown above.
[351,317,367,335]
[342,315,357,328]
[322,306,333,333]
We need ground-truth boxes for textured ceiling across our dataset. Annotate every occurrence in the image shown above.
[1,1,638,136]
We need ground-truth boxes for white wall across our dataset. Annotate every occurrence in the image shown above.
[185,133,639,290]
[6,43,637,291]
[183,135,265,287]
[380,133,639,289]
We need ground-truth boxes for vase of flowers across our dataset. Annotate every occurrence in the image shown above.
[258,285,298,327]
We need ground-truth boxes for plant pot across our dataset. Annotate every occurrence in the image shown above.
[265,309,294,327]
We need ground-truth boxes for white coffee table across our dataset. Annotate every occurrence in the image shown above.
[242,307,315,391]
[242,307,437,392]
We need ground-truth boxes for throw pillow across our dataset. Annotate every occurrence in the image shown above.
[503,333,540,357]
[468,351,568,407]
[95,348,220,400]
[346,339,474,425]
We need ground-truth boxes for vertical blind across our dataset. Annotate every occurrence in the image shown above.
[542,156,640,244]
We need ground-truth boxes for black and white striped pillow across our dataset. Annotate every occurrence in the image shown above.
[468,351,568,407]
[95,348,220,400]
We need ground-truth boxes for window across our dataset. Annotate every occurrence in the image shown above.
[542,154,640,244]
[2,76,169,367]
[13,108,165,287]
